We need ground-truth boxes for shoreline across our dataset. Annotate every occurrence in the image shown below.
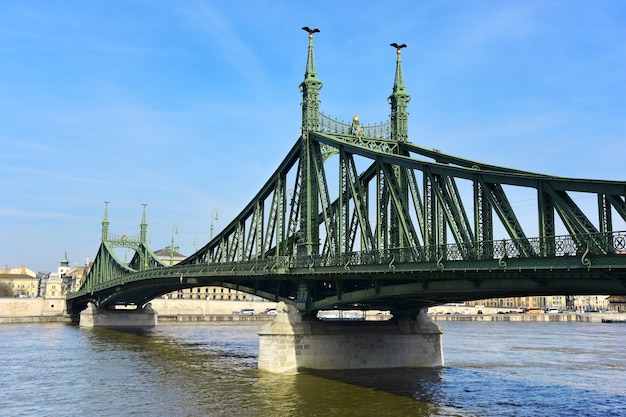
[0,314,276,325]
[0,316,70,324]
[0,297,278,325]
[158,313,274,323]
[2,298,624,324]
[430,312,626,323]
[2,312,624,325]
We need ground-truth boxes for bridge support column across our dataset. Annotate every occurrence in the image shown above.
[258,302,444,373]
[79,302,157,328]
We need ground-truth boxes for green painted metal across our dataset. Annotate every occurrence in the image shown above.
[67,29,626,319]
[389,43,410,143]
[73,203,166,303]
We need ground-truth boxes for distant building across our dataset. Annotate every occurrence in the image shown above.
[58,251,73,294]
[58,251,70,279]
[37,272,48,296]
[466,295,610,312]
[154,247,186,266]
[607,295,626,312]
[44,272,64,298]
[64,259,91,294]
[0,265,38,297]
[570,295,610,312]
[154,249,261,302]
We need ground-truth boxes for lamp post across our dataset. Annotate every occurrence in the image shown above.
[210,207,219,240]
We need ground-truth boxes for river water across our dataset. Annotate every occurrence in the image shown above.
[1,320,625,416]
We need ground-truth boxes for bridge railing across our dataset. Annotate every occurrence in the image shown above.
[73,232,625,295]
[318,112,391,139]
[285,231,626,270]
[157,231,625,277]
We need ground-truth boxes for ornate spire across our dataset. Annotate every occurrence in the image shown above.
[140,203,148,244]
[389,43,411,142]
[101,201,110,242]
[300,26,322,133]
[303,27,319,78]
[60,250,70,266]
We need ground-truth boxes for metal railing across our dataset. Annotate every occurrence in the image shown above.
[201,231,626,273]
[318,112,391,139]
[70,231,626,297]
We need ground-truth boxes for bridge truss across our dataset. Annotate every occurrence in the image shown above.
[67,30,626,318]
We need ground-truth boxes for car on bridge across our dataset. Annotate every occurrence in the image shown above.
[233,308,255,315]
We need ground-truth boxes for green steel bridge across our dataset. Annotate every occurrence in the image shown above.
[67,29,626,320]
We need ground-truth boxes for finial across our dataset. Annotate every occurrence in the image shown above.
[390,43,407,54]
[302,26,320,39]
[300,25,322,132]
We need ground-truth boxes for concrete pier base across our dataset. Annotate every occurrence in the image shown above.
[79,302,157,328]
[258,302,444,373]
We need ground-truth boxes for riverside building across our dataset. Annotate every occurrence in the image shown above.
[0,265,38,297]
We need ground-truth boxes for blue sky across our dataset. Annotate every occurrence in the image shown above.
[1,1,624,272]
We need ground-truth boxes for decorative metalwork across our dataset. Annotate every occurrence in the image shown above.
[318,112,391,139]
[106,232,140,243]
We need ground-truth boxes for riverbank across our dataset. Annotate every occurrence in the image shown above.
[0,315,70,324]
[0,297,277,324]
[0,298,67,324]
[3,298,625,324]
[158,313,274,323]
[430,312,626,323]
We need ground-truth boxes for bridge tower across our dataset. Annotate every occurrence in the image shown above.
[258,30,443,372]
[73,203,164,326]
[298,27,323,258]
[388,43,412,254]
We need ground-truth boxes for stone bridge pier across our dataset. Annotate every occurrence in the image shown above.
[79,302,157,328]
[258,302,444,373]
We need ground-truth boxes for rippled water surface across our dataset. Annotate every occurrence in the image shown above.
[1,320,624,416]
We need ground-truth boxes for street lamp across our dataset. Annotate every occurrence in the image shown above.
[210,207,219,239]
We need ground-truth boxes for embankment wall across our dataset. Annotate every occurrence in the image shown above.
[0,298,67,323]
[0,297,276,324]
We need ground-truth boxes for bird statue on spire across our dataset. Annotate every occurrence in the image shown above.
[390,43,407,53]
[302,26,320,38]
